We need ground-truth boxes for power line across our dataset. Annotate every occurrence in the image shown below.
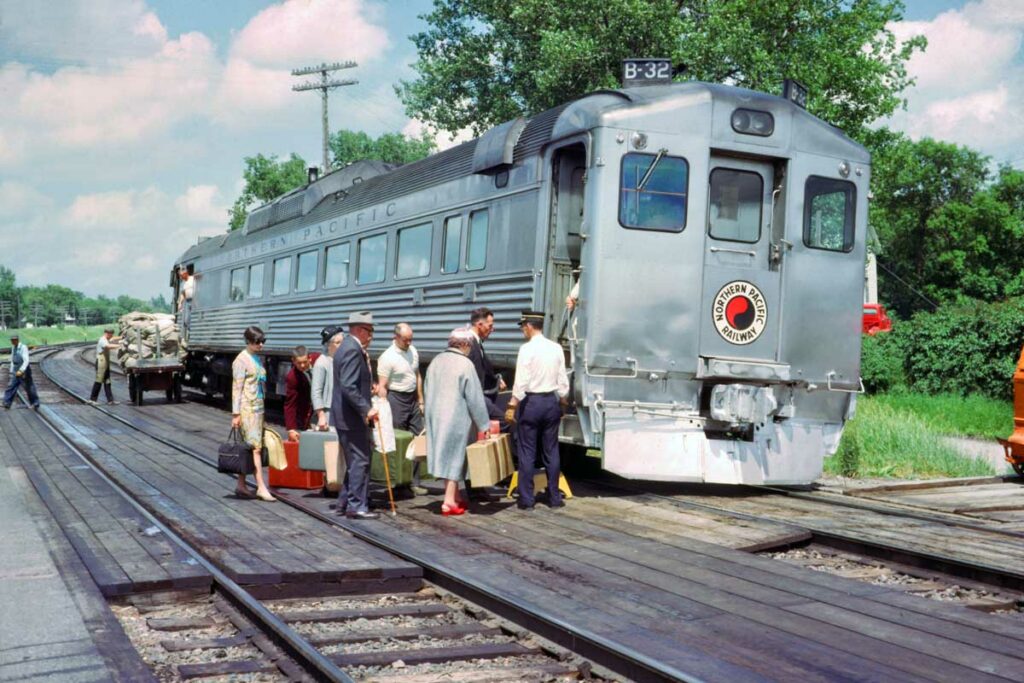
[291,61,358,173]
[875,259,940,311]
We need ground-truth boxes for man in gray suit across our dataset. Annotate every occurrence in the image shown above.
[331,311,380,519]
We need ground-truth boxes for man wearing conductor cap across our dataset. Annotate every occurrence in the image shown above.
[331,311,380,519]
[505,310,569,510]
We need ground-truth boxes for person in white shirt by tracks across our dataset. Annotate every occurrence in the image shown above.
[505,310,569,510]
[377,322,427,495]
[3,334,40,409]
[89,328,121,405]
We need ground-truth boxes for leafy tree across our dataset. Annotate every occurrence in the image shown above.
[228,153,309,231]
[329,130,436,168]
[867,134,1017,314]
[399,0,925,137]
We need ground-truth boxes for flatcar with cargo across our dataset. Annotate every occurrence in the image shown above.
[172,79,869,485]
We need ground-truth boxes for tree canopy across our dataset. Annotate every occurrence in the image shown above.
[869,133,1024,315]
[229,153,309,231]
[0,266,168,328]
[399,0,925,137]
[330,130,436,168]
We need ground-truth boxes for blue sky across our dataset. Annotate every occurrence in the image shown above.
[0,0,1021,299]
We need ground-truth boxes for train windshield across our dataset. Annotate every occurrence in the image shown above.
[708,168,763,243]
[618,152,688,232]
[804,176,856,252]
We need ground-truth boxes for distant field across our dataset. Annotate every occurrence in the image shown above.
[1,324,108,348]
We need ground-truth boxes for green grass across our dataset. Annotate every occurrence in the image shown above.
[2,324,108,348]
[825,395,996,479]
[869,391,1011,441]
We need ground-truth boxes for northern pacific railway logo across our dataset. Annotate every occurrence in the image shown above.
[713,281,768,345]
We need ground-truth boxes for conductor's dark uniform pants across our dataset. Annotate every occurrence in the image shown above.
[515,392,562,507]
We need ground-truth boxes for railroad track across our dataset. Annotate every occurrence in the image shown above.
[32,343,1024,676]
[20,345,638,681]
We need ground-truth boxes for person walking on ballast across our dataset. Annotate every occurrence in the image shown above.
[3,334,40,410]
[505,311,569,510]
[331,311,380,519]
[89,328,121,405]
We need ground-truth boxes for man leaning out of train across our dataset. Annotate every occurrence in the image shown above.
[230,325,275,502]
[312,325,343,430]
[377,322,427,496]
[424,327,491,516]
[284,345,319,442]
[505,310,570,510]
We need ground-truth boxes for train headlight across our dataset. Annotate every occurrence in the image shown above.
[731,108,774,137]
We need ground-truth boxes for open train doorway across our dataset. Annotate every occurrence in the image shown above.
[545,141,587,352]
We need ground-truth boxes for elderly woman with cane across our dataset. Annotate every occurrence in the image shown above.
[424,327,491,516]
[230,325,275,502]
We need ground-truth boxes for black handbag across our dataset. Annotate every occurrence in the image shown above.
[218,428,258,474]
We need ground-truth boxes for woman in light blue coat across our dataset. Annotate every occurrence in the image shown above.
[424,327,490,515]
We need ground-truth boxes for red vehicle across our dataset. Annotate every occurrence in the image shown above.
[862,303,892,335]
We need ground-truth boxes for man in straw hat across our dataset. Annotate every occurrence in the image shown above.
[89,328,121,405]
[331,311,380,519]
[3,334,40,410]
[505,310,569,510]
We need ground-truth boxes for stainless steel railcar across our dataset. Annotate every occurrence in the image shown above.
[173,82,868,485]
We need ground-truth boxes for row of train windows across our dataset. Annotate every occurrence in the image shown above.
[618,152,856,252]
[228,210,489,302]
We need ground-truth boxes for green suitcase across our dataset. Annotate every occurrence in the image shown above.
[371,429,414,485]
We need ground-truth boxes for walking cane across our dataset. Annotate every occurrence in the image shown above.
[375,417,398,517]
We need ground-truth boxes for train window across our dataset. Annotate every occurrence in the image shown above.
[708,168,763,243]
[229,268,246,302]
[357,234,387,284]
[247,263,264,298]
[272,256,291,295]
[619,152,688,232]
[442,216,462,274]
[396,223,432,280]
[466,210,488,271]
[804,176,855,252]
[296,250,318,292]
[324,243,350,289]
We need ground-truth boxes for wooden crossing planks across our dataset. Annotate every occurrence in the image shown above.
[326,494,1024,683]
[0,409,210,596]
[33,396,418,589]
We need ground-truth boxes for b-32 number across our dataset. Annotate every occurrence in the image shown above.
[622,59,672,84]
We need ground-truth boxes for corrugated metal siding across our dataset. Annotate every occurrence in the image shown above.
[188,272,535,367]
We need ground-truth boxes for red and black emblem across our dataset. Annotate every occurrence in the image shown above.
[713,281,768,345]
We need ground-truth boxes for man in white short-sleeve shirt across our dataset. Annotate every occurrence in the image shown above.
[377,322,426,494]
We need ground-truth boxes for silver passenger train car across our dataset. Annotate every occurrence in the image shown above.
[173,81,868,485]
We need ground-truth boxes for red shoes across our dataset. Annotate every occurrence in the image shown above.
[441,503,466,516]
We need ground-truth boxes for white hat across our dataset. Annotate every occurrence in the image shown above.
[347,311,374,327]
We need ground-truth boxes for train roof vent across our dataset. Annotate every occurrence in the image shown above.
[303,159,395,214]
[472,117,527,173]
[513,102,572,163]
[243,188,305,235]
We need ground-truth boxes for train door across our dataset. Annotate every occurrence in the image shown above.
[545,142,587,349]
[698,158,782,362]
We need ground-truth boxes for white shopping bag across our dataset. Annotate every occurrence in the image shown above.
[371,395,396,453]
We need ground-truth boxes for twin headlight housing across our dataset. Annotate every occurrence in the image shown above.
[731,108,774,137]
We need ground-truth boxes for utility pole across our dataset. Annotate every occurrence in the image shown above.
[0,300,12,330]
[31,303,41,327]
[291,61,358,173]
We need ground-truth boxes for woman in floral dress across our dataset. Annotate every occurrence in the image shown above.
[231,326,275,501]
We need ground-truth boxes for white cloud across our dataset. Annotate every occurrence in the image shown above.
[0,182,51,218]
[887,0,1024,161]
[175,185,229,225]
[402,118,475,151]
[232,0,389,68]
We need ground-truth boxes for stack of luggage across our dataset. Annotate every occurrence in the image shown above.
[117,312,183,369]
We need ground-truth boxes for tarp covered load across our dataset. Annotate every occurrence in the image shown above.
[117,312,184,369]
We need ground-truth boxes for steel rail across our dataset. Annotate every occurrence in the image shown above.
[20,347,354,683]
[579,477,1024,592]
[39,344,701,683]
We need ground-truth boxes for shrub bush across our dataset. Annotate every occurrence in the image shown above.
[901,298,1024,401]
[860,321,908,393]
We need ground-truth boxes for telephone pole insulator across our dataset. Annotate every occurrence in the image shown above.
[291,61,358,174]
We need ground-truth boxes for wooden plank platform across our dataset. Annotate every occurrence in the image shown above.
[38,402,421,591]
[0,408,211,597]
